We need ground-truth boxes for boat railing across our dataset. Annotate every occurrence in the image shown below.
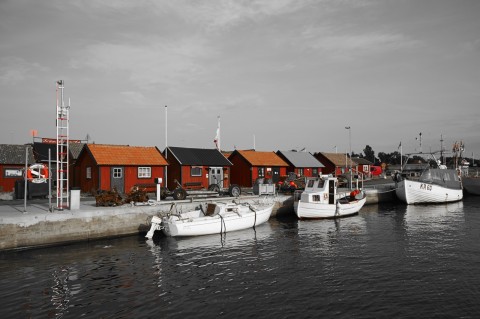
[343,168,365,190]
[462,167,480,177]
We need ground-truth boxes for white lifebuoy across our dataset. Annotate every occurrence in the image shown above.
[27,163,49,183]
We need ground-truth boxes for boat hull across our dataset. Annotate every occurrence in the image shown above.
[294,197,366,219]
[396,179,463,204]
[462,177,480,196]
[162,205,273,237]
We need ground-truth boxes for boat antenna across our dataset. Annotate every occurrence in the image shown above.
[440,134,444,165]
[416,132,422,153]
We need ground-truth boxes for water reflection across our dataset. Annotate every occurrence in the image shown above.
[150,223,274,251]
[145,223,277,303]
[403,201,465,232]
[296,216,367,256]
[50,266,72,319]
[3,199,480,318]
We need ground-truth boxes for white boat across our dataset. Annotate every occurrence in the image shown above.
[394,153,463,204]
[145,201,274,238]
[294,175,366,219]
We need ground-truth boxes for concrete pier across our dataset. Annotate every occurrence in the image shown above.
[0,195,293,251]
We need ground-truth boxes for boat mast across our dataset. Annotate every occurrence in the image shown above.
[440,134,444,165]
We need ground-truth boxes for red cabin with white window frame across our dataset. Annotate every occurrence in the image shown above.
[75,144,168,194]
[228,150,289,187]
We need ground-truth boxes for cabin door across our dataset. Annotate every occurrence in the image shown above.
[272,167,280,183]
[328,180,335,205]
[111,167,124,193]
[209,167,223,187]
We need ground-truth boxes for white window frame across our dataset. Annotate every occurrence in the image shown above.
[191,166,202,177]
[113,167,122,179]
[86,167,92,179]
[138,167,151,178]
[258,167,265,177]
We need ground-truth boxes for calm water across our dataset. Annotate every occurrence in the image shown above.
[2,196,480,318]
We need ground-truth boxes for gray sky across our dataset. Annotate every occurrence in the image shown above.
[1,0,479,158]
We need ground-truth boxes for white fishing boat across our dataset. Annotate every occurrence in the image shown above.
[294,175,366,219]
[394,153,463,204]
[145,201,274,238]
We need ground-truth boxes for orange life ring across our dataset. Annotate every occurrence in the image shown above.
[27,164,49,180]
[350,189,360,198]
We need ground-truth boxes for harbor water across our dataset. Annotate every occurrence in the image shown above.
[1,196,480,318]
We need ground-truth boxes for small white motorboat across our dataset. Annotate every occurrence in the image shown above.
[294,175,366,219]
[145,201,274,238]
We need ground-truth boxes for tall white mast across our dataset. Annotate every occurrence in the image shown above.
[56,80,70,210]
[165,105,168,187]
[217,116,221,151]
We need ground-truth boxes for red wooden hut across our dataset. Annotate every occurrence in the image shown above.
[0,144,35,193]
[164,146,233,191]
[75,144,168,194]
[228,150,288,187]
[352,157,376,178]
[32,139,85,189]
[313,152,357,176]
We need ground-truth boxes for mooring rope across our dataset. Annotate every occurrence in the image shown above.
[247,203,257,230]
[219,214,226,234]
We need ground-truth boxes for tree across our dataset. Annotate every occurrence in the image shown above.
[351,151,363,158]
[378,151,402,165]
[363,145,376,164]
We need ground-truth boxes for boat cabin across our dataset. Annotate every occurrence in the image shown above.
[301,175,338,205]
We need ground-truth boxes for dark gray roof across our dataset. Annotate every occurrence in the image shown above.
[33,142,55,162]
[277,150,324,168]
[69,143,85,160]
[32,142,85,162]
[352,157,373,165]
[0,144,35,164]
[167,147,232,166]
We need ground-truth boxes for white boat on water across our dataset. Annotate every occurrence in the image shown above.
[394,153,463,204]
[145,201,274,238]
[294,175,366,219]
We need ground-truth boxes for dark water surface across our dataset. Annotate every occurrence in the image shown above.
[2,196,480,318]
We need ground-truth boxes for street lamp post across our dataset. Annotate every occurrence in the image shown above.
[345,126,352,188]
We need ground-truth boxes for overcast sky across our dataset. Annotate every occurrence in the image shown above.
[1,0,479,158]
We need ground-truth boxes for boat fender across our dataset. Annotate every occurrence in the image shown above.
[393,172,402,183]
[350,189,360,200]
[355,191,364,200]
[324,193,328,200]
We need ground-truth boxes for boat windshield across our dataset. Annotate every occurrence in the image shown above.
[307,179,315,188]
[317,179,325,189]
[420,169,458,182]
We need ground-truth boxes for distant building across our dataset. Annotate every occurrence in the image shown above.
[351,157,374,178]
[276,150,324,177]
[313,152,357,176]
